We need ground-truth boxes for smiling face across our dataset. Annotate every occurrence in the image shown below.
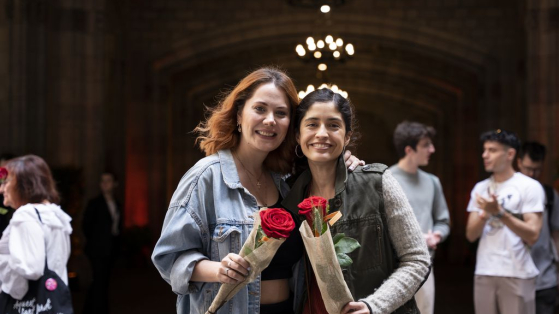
[2,172,22,208]
[482,141,515,173]
[236,83,291,157]
[297,101,350,165]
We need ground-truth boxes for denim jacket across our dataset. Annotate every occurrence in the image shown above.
[152,150,304,314]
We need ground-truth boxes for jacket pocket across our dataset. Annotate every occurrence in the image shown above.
[210,223,242,260]
[332,216,383,271]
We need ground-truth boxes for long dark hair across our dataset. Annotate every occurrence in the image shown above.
[292,89,361,173]
[295,88,360,149]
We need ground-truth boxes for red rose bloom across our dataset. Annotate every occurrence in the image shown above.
[260,208,295,239]
[0,167,7,181]
[297,196,328,221]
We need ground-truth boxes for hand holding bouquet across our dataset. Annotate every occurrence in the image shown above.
[206,208,295,314]
[298,196,359,314]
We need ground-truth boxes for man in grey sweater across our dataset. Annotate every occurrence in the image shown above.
[390,121,451,314]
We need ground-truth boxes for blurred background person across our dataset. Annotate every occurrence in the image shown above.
[0,155,73,302]
[0,153,15,235]
[82,171,122,314]
[517,141,559,314]
[466,130,544,314]
[390,121,451,314]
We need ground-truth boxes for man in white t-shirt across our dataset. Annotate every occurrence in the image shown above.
[466,129,545,314]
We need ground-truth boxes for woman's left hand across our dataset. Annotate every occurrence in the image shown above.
[343,150,365,172]
[341,301,370,314]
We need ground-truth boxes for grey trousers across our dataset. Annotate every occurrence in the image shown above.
[474,275,536,314]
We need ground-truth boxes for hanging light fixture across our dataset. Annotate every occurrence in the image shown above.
[295,34,355,64]
[298,84,349,99]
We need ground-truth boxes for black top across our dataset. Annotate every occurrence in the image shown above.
[260,196,304,281]
[82,194,122,258]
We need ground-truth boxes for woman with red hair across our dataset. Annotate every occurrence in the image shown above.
[152,67,362,314]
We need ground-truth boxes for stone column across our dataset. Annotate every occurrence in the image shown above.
[527,0,559,185]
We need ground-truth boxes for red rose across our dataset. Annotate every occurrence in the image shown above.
[297,196,328,221]
[259,208,295,239]
[0,167,7,181]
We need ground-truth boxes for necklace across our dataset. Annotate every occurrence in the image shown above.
[234,152,268,206]
[235,153,264,189]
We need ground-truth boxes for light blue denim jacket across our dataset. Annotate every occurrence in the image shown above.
[152,149,304,314]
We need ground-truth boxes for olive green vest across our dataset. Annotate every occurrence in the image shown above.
[283,160,420,314]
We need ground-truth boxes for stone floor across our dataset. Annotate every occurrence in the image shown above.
[71,256,481,314]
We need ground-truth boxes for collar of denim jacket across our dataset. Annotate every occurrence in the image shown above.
[218,149,283,192]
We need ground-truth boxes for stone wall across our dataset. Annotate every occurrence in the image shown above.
[1,0,556,262]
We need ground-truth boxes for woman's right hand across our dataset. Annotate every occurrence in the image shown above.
[341,301,370,314]
[218,253,251,284]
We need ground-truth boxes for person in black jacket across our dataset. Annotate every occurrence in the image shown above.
[82,171,122,314]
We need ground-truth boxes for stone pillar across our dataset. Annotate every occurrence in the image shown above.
[527,0,559,185]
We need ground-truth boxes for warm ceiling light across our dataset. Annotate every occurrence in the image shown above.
[320,5,330,13]
[317,40,325,49]
[306,37,314,45]
[308,43,316,51]
[336,38,343,46]
[329,42,337,50]
[306,85,315,92]
[325,35,334,44]
[296,45,306,56]
[333,51,341,58]
[314,51,322,59]
[298,91,306,99]
[318,63,327,71]
[345,43,354,55]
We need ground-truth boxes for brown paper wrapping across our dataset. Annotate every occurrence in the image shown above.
[300,221,354,314]
[206,211,285,314]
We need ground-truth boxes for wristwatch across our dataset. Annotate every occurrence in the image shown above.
[493,209,505,219]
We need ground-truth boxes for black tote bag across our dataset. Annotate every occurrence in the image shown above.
[0,208,74,314]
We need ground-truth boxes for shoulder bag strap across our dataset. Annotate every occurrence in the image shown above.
[33,207,49,269]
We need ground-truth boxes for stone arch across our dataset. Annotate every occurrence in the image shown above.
[151,16,497,261]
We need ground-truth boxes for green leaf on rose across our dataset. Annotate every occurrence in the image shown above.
[333,233,360,267]
[334,236,360,254]
[321,221,327,234]
[254,226,266,250]
[333,233,345,244]
[336,253,353,267]
[313,208,322,235]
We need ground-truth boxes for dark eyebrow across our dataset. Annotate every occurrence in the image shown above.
[253,100,288,109]
[304,117,343,122]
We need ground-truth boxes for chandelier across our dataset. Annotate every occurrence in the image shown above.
[298,83,349,99]
[295,35,354,71]
[286,0,348,8]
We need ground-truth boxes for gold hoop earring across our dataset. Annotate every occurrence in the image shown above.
[295,145,304,158]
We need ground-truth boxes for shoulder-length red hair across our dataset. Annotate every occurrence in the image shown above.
[195,67,299,174]
[5,155,60,204]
